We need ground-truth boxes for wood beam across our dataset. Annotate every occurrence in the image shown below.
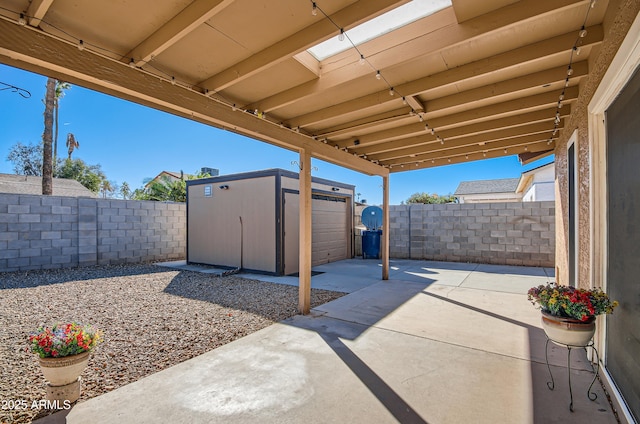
[126,0,235,67]
[370,121,562,163]
[26,0,54,28]
[349,107,570,155]
[290,59,588,130]
[200,0,408,92]
[382,175,390,280]
[0,18,387,178]
[391,140,555,172]
[424,61,588,113]
[405,95,424,113]
[383,132,560,166]
[252,1,595,113]
[340,86,579,148]
[298,149,312,314]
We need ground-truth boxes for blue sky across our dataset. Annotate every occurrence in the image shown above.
[0,64,553,205]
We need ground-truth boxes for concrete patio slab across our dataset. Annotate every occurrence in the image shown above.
[63,259,617,424]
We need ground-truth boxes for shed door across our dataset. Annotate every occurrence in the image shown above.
[283,192,350,275]
[606,65,640,422]
[312,194,349,266]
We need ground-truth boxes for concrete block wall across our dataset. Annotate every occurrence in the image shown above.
[0,194,185,272]
[389,201,555,267]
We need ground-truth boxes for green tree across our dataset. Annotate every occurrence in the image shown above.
[42,78,56,195]
[406,192,456,204]
[7,142,43,176]
[133,170,210,202]
[7,141,108,194]
[56,158,107,194]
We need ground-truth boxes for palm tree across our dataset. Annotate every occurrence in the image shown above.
[53,81,70,160]
[66,133,80,159]
[100,180,114,198]
[42,78,56,195]
[119,182,131,200]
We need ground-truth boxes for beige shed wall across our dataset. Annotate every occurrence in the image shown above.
[187,176,276,272]
[554,0,640,288]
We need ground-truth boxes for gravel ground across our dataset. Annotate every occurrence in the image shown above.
[0,264,345,424]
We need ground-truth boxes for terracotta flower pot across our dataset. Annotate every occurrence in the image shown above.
[38,351,90,386]
[541,311,596,346]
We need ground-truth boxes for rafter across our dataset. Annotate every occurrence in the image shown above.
[249,0,594,113]
[199,0,408,92]
[292,60,589,129]
[369,121,562,162]
[352,107,571,156]
[0,17,386,177]
[126,0,236,67]
[26,0,54,27]
[337,86,579,148]
[391,140,555,172]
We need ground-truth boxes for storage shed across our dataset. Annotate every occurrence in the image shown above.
[186,169,354,275]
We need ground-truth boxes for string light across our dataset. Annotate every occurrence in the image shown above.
[359,54,365,65]
[311,2,317,16]
[129,58,136,68]
[77,40,85,51]
[376,70,381,80]
[389,87,394,96]
[338,28,345,42]
[402,96,407,105]
[579,26,587,38]
[171,76,176,85]
[17,13,26,26]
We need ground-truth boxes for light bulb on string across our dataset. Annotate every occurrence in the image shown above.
[376,70,381,80]
[359,54,365,65]
[171,76,176,85]
[430,129,435,136]
[338,28,345,42]
[18,13,26,26]
[579,26,587,38]
[129,58,136,68]
[567,66,574,76]
[312,2,317,16]
[573,45,581,55]
[402,96,407,105]
[389,87,394,96]
[590,0,596,8]
[77,40,85,51]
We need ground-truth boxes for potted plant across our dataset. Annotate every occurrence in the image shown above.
[28,322,103,402]
[527,284,618,346]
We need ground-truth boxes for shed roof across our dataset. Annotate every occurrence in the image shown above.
[0,174,97,197]
[454,178,520,195]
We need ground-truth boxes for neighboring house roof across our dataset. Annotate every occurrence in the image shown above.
[144,171,191,189]
[454,178,520,196]
[0,173,97,197]
[516,162,555,193]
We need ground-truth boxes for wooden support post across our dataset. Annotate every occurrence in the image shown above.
[382,175,390,280]
[298,149,312,314]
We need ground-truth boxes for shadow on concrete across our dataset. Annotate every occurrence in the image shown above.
[319,330,429,424]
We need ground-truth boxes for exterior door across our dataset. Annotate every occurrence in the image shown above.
[606,65,640,421]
